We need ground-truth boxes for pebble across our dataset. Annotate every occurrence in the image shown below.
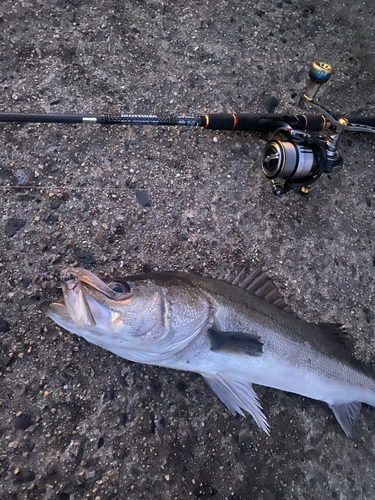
[50,255,62,265]
[74,248,96,265]
[21,277,31,288]
[50,200,63,210]
[14,414,32,430]
[136,189,151,207]
[14,169,30,186]
[0,318,10,333]
[46,214,59,225]
[5,218,26,238]
[14,469,35,483]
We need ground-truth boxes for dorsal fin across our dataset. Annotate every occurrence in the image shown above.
[317,323,352,350]
[229,266,291,312]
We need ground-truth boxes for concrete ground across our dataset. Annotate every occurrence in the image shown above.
[1,0,375,499]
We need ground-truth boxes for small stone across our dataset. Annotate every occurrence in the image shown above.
[21,277,31,288]
[46,213,59,225]
[136,190,151,207]
[177,234,188,242]
[5,218,26,238]
[14,169,30,186]
[14,469,36,483]
[0,318,10,333]
[14,413,32,430]
[50,200,62,210]
[14,467,20,474]
[94,231,106,246]
[103,384,115,402]
[51,255,62,265]
[74,248,96,265]
[40,236,51,252]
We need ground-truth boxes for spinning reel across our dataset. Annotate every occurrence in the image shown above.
[261,62,375,195]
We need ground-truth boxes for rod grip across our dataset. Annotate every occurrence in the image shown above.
[201,113,276,131]
[202,114,237,130]
[201,113,326,132]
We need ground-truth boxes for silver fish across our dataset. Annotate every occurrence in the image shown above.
[46,266,375,437]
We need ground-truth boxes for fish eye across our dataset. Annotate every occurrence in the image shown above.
[108,281,131,293]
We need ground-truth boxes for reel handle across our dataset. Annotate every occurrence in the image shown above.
[302,62,332,102]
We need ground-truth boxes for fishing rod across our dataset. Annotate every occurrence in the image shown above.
[1,62,375,195]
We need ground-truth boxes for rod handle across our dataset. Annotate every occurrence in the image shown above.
[200,113,326,132]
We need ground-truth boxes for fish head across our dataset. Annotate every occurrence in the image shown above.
[46,267,214,362]
[46,267,168,350]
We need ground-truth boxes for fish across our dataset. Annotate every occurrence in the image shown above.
[46,266,375,437]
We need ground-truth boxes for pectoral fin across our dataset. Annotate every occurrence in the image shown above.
[202,373,270,435]
[208,329,263,357]
[329,402,362,438]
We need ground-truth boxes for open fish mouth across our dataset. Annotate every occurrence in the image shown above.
[46,273,98,330]
[61,278,97,328]
[46,267,133,331]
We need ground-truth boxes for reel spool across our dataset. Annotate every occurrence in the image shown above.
[261,128,332,195]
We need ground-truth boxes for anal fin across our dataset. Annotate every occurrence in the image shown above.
[329,401,362,438]
[202,373,270,435]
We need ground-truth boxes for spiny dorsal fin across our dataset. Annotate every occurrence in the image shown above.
[229,266,291,312]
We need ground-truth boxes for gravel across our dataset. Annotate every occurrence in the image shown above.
[1,0,375,499]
